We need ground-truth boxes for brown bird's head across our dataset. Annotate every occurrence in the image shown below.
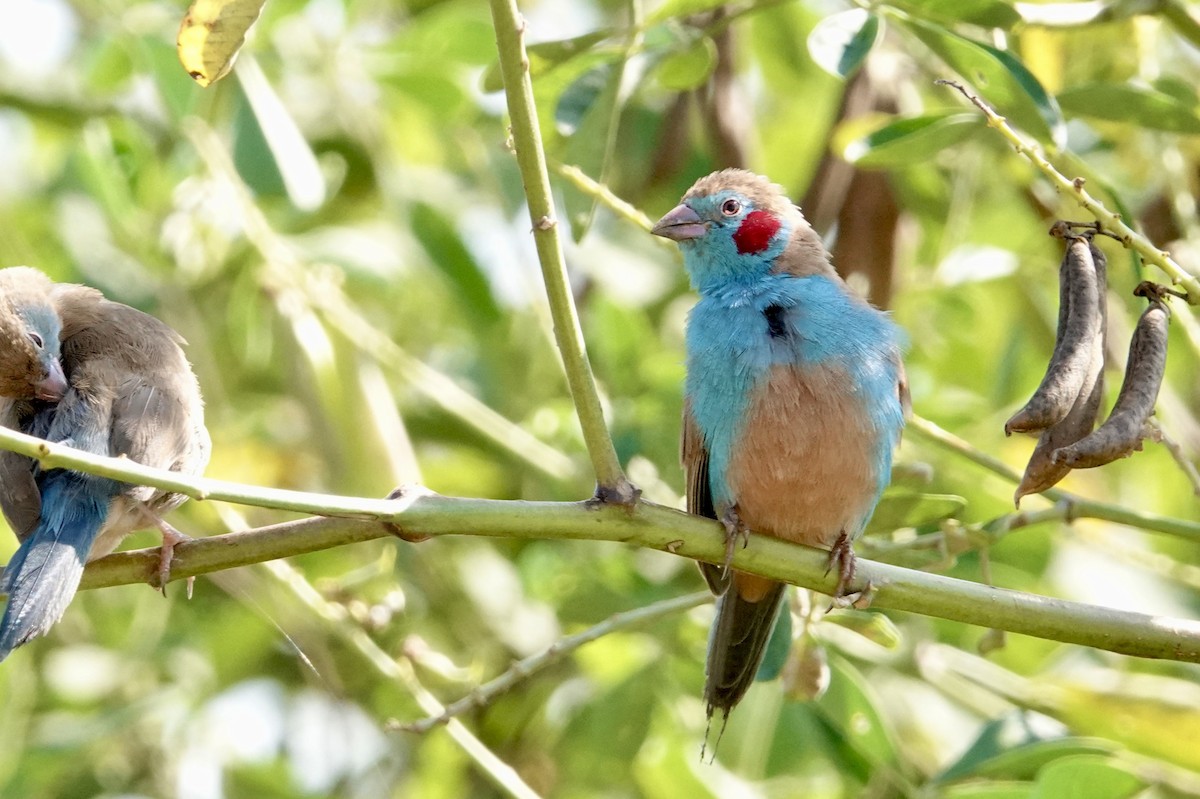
[651,169,835,294]
[0,266,68,402]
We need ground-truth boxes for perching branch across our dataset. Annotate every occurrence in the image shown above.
[2,418,1199,660]
[59,493,1200,663]
[937,78,1200,304]
[489,0,637,502]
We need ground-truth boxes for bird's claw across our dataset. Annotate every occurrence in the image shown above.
[720,507,749,576]
[148,511,193,598]
[829,580,876,610]
[825,531,858,603]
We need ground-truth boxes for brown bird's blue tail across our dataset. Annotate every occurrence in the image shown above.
[704,579,786,733]
[0,472,112,661]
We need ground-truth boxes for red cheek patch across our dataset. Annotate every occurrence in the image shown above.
[732,210,782,255]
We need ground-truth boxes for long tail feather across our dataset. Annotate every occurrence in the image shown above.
[704,580,786,720]
[0,473,111,661]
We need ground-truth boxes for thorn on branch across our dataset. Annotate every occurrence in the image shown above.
[535,215,556,231]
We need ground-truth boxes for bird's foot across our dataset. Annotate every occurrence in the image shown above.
[719,506,749,576]
[825,531,858,604]
[144,508,194,598]
[830,581,876,610]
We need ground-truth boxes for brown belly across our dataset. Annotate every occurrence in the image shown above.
[725,363,879,551]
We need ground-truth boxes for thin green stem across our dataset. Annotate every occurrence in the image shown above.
[489,0,636,502]
[549,161,659,234]
[938,79,1200,303]
[259,559,544,799]
[907,414,1200,542]
[392,591,711,733]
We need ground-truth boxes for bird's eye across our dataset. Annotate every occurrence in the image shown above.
[28,332,43,349]
[721,199,741,216]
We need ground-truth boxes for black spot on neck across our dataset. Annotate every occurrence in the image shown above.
[763,304,789,340]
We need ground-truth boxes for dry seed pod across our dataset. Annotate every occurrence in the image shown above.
[1014,345,1105,504]
[1052,288,1169,469]
[1014,235,1108,505]
[1005,232,1103,435]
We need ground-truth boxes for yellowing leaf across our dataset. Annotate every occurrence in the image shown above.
[177,0,267,87]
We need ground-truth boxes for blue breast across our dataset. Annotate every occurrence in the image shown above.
[686,273,903,509]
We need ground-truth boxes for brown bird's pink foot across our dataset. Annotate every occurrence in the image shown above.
[719,506,749,576]
[142,505,194,598]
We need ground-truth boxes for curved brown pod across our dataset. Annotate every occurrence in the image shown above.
[1013,236,1108,505]
[1052,287,1169,469]
[1005,231,1103,436]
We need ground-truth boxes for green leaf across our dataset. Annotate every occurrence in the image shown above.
[866,487,968,533]
[410,203,502,328]
[904,19,1064,146]
[1057,82,1200,134]
[808,9,880,79]
[654,36,718,91]
[841,112,983,168]
[935,711,1116,783]
[556,63,614,136]
[755,604,792,682]
[232,86,286,198]
[560,62,625,240]
[141,36,202,122]
[1031,756,1144,799]
[823,611,904,650]
[891,0,1020,29]
[817,654,899,766]
[1153,75,1198,106]
[482,31,612,93]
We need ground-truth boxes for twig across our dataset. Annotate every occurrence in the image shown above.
[936,78,1200,304]
[906,414,1200,542]
[549,161,659,233]
[490,0,637,503]
[391,591,711,733]
[259,558,545,799]
[1148,418,1200,497]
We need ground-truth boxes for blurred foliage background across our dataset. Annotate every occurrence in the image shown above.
[1,0,1200,796]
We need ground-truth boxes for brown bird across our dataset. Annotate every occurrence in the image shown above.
[0,266,210,660]
[652,171,907,739]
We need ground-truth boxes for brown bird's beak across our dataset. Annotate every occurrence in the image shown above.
[652,204,707,241]
[35,358,68,402]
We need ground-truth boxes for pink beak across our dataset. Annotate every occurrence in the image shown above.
[35,358,68,402]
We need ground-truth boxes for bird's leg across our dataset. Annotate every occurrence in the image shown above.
[719,505,749,576]
[139,503,194,598]
[825,531,873,608]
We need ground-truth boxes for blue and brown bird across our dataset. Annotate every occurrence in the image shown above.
[0,266,210,660]
[652,170,907,733]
